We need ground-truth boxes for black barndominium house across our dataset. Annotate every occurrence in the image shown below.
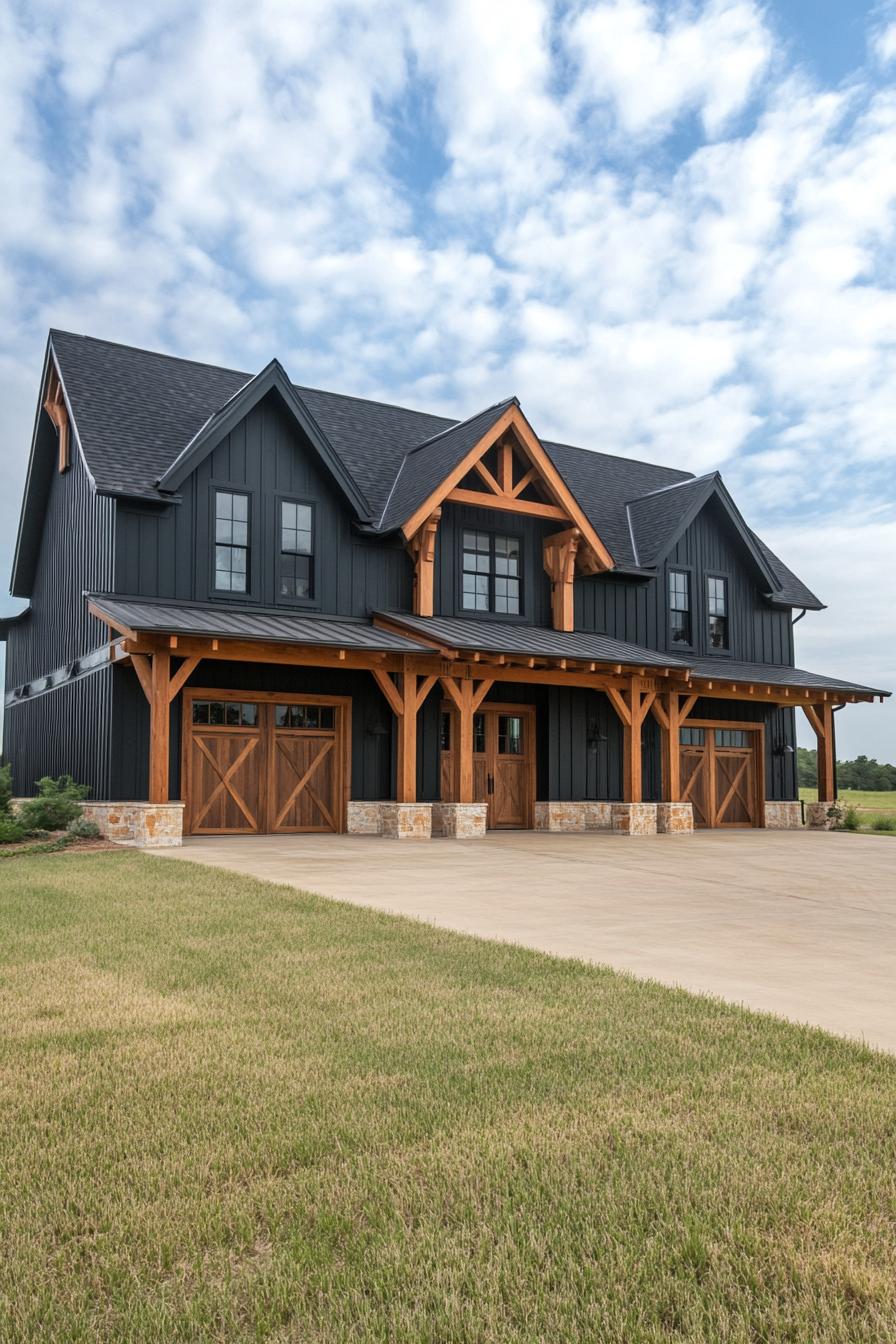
[1,332,889,844]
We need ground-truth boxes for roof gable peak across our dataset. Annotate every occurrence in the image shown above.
[392,399,614,572]
[155,358,371,518]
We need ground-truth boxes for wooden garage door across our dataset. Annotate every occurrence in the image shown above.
[679,724,763,829]
[184,692,349,836]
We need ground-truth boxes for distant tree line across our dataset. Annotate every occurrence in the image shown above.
[797,746,896,790]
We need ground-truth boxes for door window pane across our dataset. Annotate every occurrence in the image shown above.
[274,703,335,730]
[473,713,486,754]
[440,712,451,752]
[680,727,705,746]
[498,715,523,755]
[192,700,257,727]
[715,729,749,748]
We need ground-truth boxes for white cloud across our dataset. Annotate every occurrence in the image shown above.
[568,0,772,138]
[874,19,896,64]
[0,0,894,757]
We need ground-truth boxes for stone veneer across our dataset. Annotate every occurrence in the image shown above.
[80,801,185,848]
[431,802,488,838]
[347,801,433,838]
[804,801,839,830]
[611,802,659,835]
[763,801,804,830]
[380,803,432,839]
[655,802,694,834]
[345,801,384,835]
[534,801,614,832]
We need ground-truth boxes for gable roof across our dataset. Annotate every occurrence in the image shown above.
[156,358,369,516]
[13,330,821,608]
[625,473,781,592]
[378,398,518,532]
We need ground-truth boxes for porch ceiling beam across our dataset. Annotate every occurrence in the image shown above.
[664,679,859,706]
[117,633,403,674]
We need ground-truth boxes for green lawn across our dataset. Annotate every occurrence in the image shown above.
[800,787,896,811]
[2,854,896,1342]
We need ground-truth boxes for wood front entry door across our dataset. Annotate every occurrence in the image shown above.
[679,725,762,828]
[441,703,535,829]
[183,691,350,835]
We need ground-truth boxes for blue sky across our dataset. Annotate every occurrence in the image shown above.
[1,0,895,759]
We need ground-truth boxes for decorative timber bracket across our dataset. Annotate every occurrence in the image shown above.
[543,527,580,632]
[406,509,441,617]
[43,361,71,473]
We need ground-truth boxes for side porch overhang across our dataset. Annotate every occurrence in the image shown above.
[86,594,889,815]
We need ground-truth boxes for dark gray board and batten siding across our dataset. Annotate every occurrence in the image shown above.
[114,392,412,617]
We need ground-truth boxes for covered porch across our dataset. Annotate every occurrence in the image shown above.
[85,596,887,845]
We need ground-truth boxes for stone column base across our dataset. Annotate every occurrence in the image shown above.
[432,802,488,838]
[534,801,614,832]
[805,801,839,830]
[656,802,694,834]
[346,801,385,835]
[81,802,185,848]
[764,801,804,830]
[611,802,658,835]
[346,801,433,838]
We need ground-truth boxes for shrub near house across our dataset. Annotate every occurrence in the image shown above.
[0,770,99,850]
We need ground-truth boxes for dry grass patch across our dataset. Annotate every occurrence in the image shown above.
[0,852,895,1342]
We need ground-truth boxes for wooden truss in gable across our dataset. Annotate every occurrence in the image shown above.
[402,403,613,631]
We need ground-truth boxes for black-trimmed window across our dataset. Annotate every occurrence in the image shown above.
[214,490,250,592]
[462,530,521,615]
[707,575,729,650]
[668,569,691,645]
[279,500,314,600]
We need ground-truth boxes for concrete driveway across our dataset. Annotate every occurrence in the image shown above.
[158,830,896,1052]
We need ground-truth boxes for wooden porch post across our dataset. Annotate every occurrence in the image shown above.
[804,702,835,803]
[440,676,494,804]
[395,671,418,803]
[606,676,656,804]
[651,691,697,801]
[371,667,438,804]
[149,652,171,804]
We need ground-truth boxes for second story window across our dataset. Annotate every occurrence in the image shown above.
[668,569,691,645]
[462,530,520,615]
[707,575,729,649]
[280,501,314,599]
[214,490,249,592]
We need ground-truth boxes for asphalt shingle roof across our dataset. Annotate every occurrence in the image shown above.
[48,330,821,608]
[378,398,518,532]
